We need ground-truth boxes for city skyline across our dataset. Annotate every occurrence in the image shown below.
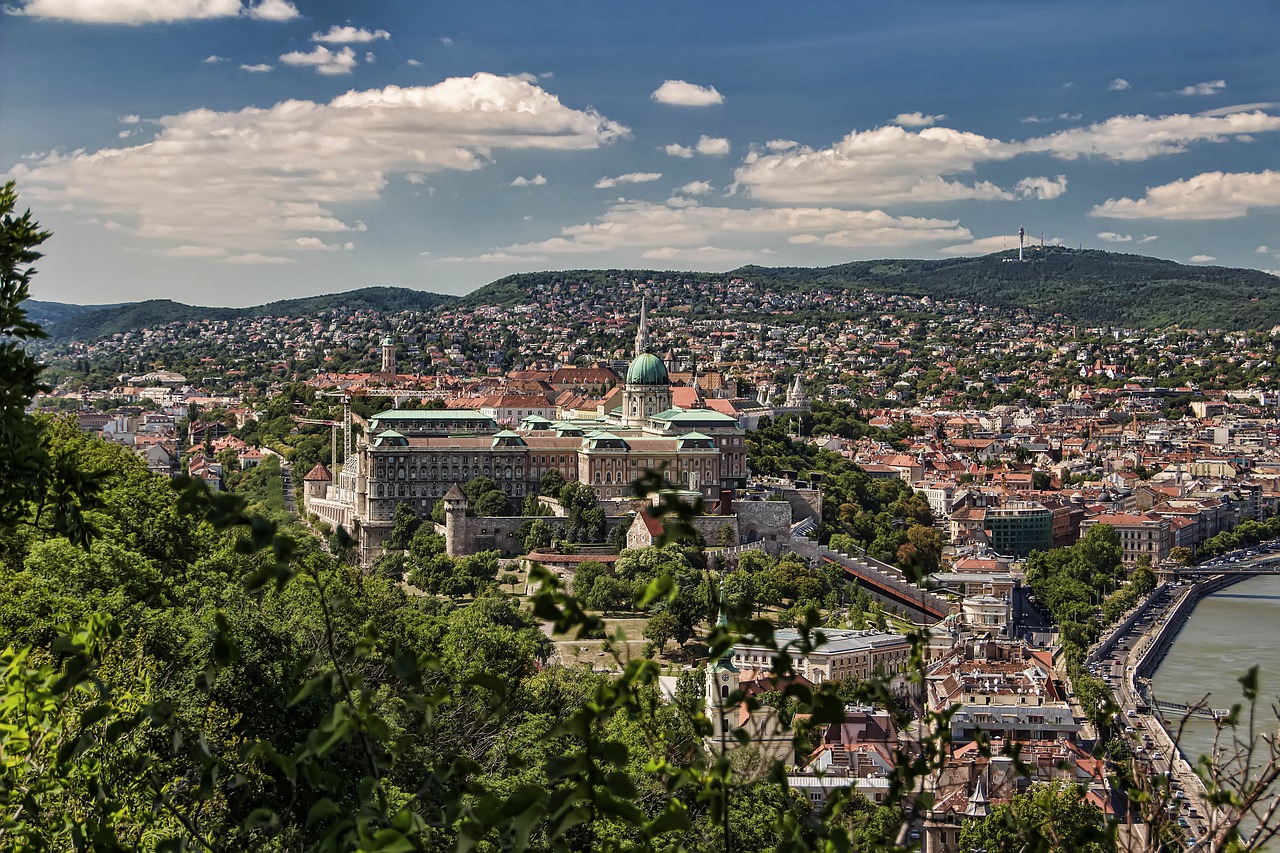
[3,0,1279,306]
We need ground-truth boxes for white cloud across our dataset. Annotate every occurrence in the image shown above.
[665,135,730,157]
[11,0,243,23]
[766,139,798,151]
[1020,111,1280,160]
[364,52,375,64]
[1108,78,1131,91]
[439,37,453,46]
[1091,170,1280,220]
[735,124,1018,205]
[311,25,391,43]
[1189,254,1217,263]
[594,172,662,189]
[510,174,547,187]
[1097,231,1133,242]
[650,80,724,107]
[203,54,226,63]
[11,74,626,254]
[696,135,730,156]
[437,250,547,263]
[677,180,713,196]
[118,114,140,124]
[245,0,296,20]
[405,58,422,66]
[280,45,358,75]
[940,234,1063,256]
[891,112,946,127]
[225,252,295,264]
[738,111,1280,207]
[641,245,775,263]
[1263,269,1280,277]
[1198,102,1280,117]
[1019,113,1081,124]
[1014,175,1068,200]
[482,199,970,257]
[1139,235,1158,243]
[1176,79,1227,96]
[294,236,343,250]
[1258,245,1272,254]
[240,63,272,72]
[163,245,226,258]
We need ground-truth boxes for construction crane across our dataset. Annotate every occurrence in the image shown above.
[291,415,343,472]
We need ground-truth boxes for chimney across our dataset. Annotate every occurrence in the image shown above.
[720,489,734,515]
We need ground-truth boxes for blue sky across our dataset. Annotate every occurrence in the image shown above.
[3,0,1278,306]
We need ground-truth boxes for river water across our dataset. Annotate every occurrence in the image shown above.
[1151,575,1280,841]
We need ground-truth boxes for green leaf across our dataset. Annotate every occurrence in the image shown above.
[306,798,341,828]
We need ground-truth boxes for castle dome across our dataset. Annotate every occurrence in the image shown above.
[626,352,669,386]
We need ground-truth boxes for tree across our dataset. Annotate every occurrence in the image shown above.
[643,611,679,655]
[586,574,631,613]
[1169,545,1194,566]
[906,524,942,576]
[959,782,1113,853]
[539,467,566,496]
[387,501,422,549]
[716,523,735,548]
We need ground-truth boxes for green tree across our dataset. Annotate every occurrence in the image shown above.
[642,610,679,655]
[387,501,422,549]
[959,782,1113,853]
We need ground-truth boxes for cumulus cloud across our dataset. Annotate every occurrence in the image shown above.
[1097,231,1133,242]
[10,74,627,254]
[1176,79,1227,96]
[203,54,226,63]
[12,0,242,23]
[891,112,946,127]
[1199,102,1280,117]
[1108,78,1131,91]
[677,180,713,196]
[245,0,296,20]
[118,114,140,124]
[594,172,662,189]
[666,135,730,157]
[1019,113,1081,124]
[641,245,775,263]
[651,80,724,107]
[695,135,730,156]
[510,174,547,187]
[940,234,1063,256]
[163,245,227,258]
[293,236,347,250]
[1258,245,1272,254]
[240,63,272,72]
[474,199,970,258]
[735,111,1280,206]
[1139,235,1159,243]
[405,58,422,66]
[1019,110,1280,160]
[280,45,358,75]
[1091,170,1280,220]
[1189,254,1217,263]
[225,252,295,264]
[1014,175,1068,200]
[312,25,390,43]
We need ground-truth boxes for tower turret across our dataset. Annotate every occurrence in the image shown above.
[634,293,650,357]
[381,335,397,375]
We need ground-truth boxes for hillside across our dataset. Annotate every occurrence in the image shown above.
[49,286,456,342]
[25,299,118,330]
[464,248,1280,329]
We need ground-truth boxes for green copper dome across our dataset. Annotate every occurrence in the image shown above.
[626,352,669,386]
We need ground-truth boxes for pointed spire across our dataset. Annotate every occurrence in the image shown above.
[964,769,990,818]
[634,292,650,357]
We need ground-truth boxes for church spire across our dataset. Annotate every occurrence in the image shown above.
[634,292,650,357]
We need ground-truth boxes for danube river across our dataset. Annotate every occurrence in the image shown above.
[1151,575,1280,840]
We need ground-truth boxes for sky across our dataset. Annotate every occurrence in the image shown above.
[2,0,1279,307]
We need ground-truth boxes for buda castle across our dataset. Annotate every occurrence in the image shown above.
[305,302,753,562]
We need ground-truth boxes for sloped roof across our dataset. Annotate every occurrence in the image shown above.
[303,463,332,481]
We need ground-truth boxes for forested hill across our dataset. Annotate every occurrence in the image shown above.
[465,248,1280,329]
[47,286,455,342]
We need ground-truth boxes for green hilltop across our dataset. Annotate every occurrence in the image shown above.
[465,247,1280,329]
[46,286,456,342]
[41,249,1280,341]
